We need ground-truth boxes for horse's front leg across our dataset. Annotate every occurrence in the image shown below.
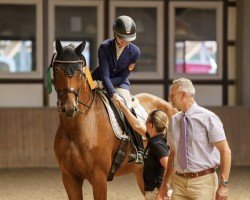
[135,167,145,196]
[90,169,108,200]
[62,171,83,200]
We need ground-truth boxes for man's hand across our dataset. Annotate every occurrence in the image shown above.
[156,185,172,200]
[216,184,228,200]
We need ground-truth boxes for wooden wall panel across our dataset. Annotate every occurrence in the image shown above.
[0,107,249,168]
[0,108,59,168]
[208,107,250,166]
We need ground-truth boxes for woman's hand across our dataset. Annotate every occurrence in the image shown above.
[112,93,125,109]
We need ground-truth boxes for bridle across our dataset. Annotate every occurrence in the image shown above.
[50,53,96,114]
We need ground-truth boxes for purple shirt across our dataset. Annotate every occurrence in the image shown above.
[168,102,226,173]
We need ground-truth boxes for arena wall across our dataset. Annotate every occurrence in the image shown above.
[0,107,249,168]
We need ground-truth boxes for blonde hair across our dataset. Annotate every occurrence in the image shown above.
[148,110,169,134]
[173,78,195,97]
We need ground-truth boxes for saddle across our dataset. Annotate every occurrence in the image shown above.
[96,89,148,181]
[96,89,148,139]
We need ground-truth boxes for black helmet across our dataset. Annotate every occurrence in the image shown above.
[113,15,136,42]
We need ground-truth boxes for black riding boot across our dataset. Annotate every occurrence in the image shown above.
[126,108,144,164]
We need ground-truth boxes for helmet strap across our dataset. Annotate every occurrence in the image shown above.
[114,34,123,48]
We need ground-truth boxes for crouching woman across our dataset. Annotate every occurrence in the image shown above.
[114,97,170,200]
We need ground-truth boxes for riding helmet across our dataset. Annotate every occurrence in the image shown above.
[113,15,136,42]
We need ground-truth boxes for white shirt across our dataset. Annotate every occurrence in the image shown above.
[115,43,125,59]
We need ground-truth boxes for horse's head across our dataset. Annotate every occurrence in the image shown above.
[52,38,88,117]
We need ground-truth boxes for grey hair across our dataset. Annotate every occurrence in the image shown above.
[173,78,195,97]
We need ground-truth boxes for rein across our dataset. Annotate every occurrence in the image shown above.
[78,89,96,111]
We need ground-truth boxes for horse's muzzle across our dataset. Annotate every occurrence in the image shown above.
[62,105,79,118]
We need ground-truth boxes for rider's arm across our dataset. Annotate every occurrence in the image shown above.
[115,98,146,136]
[110,45,140,86]
[98,44,116,97]
[110,70,130,86]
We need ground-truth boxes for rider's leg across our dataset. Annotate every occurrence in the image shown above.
[114,88,144,164]
[125,116,144,164]
[115,87,132,108]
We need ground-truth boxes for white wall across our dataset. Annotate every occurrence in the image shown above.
[0,84,44,107]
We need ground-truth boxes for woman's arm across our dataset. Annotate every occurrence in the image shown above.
[157,146,176,200]
[114,97,146,136]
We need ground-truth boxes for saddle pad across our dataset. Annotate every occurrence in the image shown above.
[97,91,148,139]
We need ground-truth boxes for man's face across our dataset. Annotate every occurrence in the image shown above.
[169,84,183,109]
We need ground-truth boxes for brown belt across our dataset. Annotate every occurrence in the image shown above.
[176,168,215,178]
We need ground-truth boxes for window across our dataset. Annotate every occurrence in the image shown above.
[48,0,104,71]
[110,1,164,79]
[0,0,43,78]
[175,40,217,75]
[0,39,34,73]
[48,0,104,106]
[53,40,91,67]
[169,1,223,80]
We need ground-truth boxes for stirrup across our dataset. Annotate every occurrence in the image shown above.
[128,151,144,164]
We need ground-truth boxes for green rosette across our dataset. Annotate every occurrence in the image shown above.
[47,67,52,94]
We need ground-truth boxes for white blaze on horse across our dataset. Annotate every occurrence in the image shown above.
[49,38,176,200]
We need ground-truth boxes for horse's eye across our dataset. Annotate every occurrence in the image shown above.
[54,74,59,82]
[54,66,60,73]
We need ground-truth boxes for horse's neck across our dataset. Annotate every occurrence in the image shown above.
[79,84,93,103]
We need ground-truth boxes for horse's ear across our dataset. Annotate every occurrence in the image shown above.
[55,38,63,54]
[75,37,87,55]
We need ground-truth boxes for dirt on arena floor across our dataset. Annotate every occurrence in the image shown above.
[0,166,249,200]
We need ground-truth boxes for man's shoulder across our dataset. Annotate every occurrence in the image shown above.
[195,104,218,118]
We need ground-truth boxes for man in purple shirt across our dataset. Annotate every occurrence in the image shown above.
[158,78,231,200]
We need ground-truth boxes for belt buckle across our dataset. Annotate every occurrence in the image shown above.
[195,172,199,178]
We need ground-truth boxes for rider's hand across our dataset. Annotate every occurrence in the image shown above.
[93,81,103,89]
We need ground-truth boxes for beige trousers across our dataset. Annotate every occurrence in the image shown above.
[171,172,218,200]
[115,88,132,109]
[145,188,158,200]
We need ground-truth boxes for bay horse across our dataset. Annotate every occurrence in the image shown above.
[51,38,177,200]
